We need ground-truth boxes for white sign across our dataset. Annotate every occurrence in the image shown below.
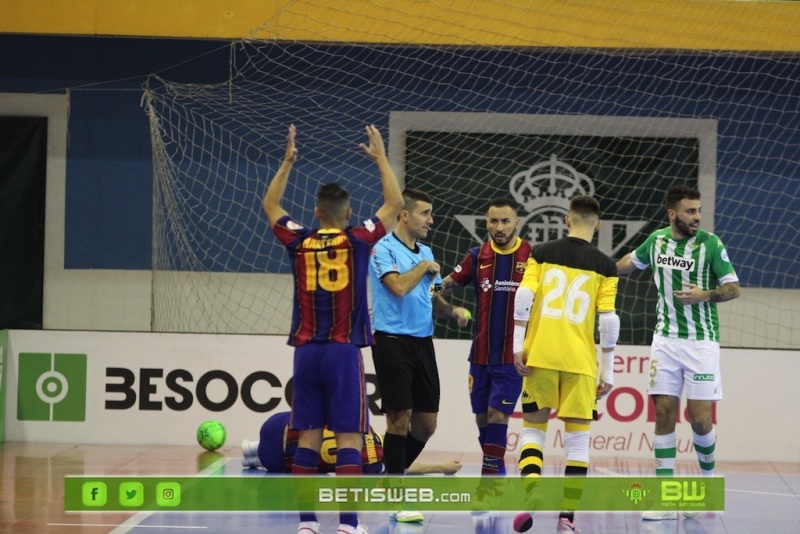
[3,330,798,462]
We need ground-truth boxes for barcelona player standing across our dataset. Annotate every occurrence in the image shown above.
[262,124,403,534]
[441,198,531,481]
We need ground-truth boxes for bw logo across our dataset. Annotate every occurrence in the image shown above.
[662,480,706,501]
[17,353,87,421]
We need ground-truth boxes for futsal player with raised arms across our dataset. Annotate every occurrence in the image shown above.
[263,123,403,534]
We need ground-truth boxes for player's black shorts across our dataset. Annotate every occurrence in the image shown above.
[372,331,439,413]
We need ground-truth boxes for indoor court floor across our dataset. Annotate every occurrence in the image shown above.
[1,441,798,533]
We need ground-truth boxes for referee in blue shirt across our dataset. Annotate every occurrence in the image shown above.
[369,188,471,523]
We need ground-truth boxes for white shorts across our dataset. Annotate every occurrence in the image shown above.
[647,335,722,401]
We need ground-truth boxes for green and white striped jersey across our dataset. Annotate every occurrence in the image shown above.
[632,227,738,342]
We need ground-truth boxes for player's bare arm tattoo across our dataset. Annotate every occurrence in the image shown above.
[708,282,741,303]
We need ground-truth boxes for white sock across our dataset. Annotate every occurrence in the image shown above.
[692,428,716,475]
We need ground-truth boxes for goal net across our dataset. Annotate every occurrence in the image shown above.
[143,1,799,349]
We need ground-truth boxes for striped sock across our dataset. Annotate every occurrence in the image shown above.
[518,422,547,504]
[692,428,716,475]
[561,423,590,522]
[654,433,677,476]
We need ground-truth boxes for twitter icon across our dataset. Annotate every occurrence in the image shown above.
[119,482,144,507]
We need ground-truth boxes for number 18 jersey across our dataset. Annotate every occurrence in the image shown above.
[272,215,386,347]
[520,236,618,378]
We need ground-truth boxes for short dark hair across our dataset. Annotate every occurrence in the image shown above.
[486,197,518,214]
[402,188,432,212]
[569,195,600,219]
[317,183,350,219]
[665,185,701,212]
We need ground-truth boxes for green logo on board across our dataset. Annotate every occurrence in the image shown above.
[17,353,87,421]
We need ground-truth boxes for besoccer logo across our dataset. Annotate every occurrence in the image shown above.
[17,353,87,421]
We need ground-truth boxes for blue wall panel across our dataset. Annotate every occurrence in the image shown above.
[1,36,797,285]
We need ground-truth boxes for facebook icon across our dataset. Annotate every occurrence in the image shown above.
[81,482,107,506]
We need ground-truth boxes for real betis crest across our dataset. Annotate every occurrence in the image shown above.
[624,482,649,504]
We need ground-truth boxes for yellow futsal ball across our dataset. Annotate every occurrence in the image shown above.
[196,420,227,451]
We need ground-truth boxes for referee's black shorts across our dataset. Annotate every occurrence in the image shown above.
[371,331,440,413]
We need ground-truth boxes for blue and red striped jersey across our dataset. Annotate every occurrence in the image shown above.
[272,215,386,347]
[449,237,531,365]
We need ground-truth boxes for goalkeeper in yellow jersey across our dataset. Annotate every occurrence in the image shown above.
[512,195,619,534]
